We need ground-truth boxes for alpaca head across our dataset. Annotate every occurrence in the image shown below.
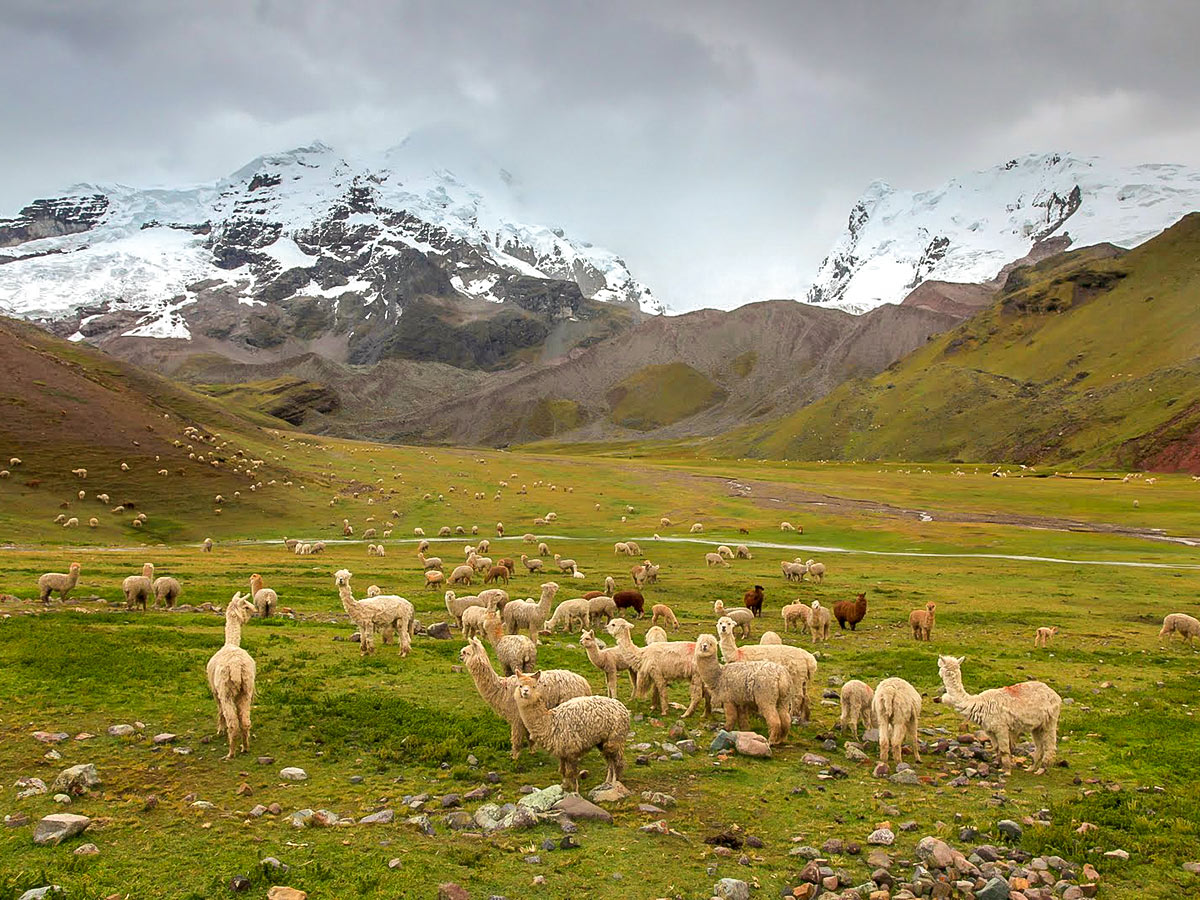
[334,569,353,589]
[514,671,543,703]
[69,562,81,575]
[926,601,936,613]
[606,617,630,638]
[366,585,382,597]
[227,591,256,623]
[250,573,263,592]
[713,599,725,613]
[541,582,559,599]
[694,634,719,660]
[806,559,815,566]
[937,655,965,679]
[460,637,485,664]
[811,600,821,610]
[445,590,456,603]
[142,562,154,578]
[580,629,597,650]
[715,616,736,639]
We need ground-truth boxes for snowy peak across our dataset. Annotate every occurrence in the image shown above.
[807,152,1200,313]
[0,140,663,341]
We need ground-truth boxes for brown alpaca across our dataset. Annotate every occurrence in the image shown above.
[743,585,765,617]
[484,565,510,585]
[908,601,936,640]
[833,592,868,630]
[650,603,679,631]
[1034,626,1059,648]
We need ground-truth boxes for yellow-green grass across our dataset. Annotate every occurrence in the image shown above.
[607,362,727,431]
[2,452,1199,899]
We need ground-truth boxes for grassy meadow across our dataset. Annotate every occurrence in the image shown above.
[1,435,1199,899]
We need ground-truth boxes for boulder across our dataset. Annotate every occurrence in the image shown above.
[553,794,613,823]
[51,764,100,796]
[32,813,90,846]
[714,877,750,900]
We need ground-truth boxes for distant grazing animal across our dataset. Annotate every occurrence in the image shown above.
[38,562,81,603]
[872,677,922,767]
[484,565,510,585]
[839,679,876,740]
[803,559,826,582]
[153,576,182,609]
[1034,626,1059,648]
[743,585,765,617]
[1159,613,1200,646]
[781,600,812,634]
[781,560,807,582]
[612,589,645,618]
[833,592,868,631]
[123,563,155,610]
[705,552,730,568]
[908,601,936,641]
[650,603,679,631]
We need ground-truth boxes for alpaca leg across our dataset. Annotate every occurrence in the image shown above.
[992,726,1012,771]
[762,702,782,743]
[908,714,921,763]
[778,696,792,741]
[562,757,580,793]
[399,623,411,657]
[238,696,252,754]
[891,722,906,765]
[878,728,891,765]
[721,701,738,732]
[605,670,618,700]
[216,694,239,759]
[736,706,750,731]
[509,723,523,760]
[1033,716,1058,771]
[656,675,670,716]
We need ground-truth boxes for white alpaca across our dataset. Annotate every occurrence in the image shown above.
[872,677,922,767]
[333,569,414,656]
[937,655,1060,773]
[206,592,258,760]
[838,679,875,740]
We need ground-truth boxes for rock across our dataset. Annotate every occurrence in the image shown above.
[17,889,63,900]
[267,803,282,815]
[248,805,268,817]
[74,843,99,856]
[279,767,308,781]
[463,786,492,802]
[52,794,71,804]
[638,804,665,815]
[975,876,1010,900]
[714,877,750,900]
[553,794,613,823]
[821,838,844,855]
[236,782,253,796]
[287,809,314,828]
[710,729,738,752]
[1062,887,1085,900]
[867,828,895,846]
[32,732,68,744]
[745,835,763,848]
[792,885,816,900]
[257,756,275,765]
[443,810,474,830]
[107,724,135,737]
[436,884,469,900]
[873,762,889,778]
[844,744,869,762]
[261,857,286,871]
[734,731,772,758]
[16,777,48,799]
[51,764,100,796]
[43,749,62,761]
[230,875,251,892]
[426,622,452,639]
[266,889,308,900]
[349,775,364,784]
[407,813,435,835]
[641,819,669,834]
[5,813,31,828]
[32,813,91,846]
[441,793,462,808]
[191,800,215,810]
[862,727,880,743]
[152,733,176,744]
[518,785,565,812]
[802,752,829,765]
[1082,863,1099,882]
[1103,849,1129,860]
[915,836,955,869]
[890,769,920,785]
[589,781,632,803]
[798,861,822,883]
[359,809,394,825]
[997,819,1023,840]
[1183,862,1200,875]
[640,790,677,808]
[898,821,918,832]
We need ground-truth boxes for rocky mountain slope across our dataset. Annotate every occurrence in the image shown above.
[807,152,1200,313]
[723,214,1200,472]
[0,139,660,370]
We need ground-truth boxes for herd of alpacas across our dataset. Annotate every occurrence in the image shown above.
[34,526,1200,787]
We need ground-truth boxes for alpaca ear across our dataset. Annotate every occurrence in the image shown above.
[956,655,966,664]
[529,670,542,682]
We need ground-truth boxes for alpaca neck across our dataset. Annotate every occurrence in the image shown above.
[613,627,641,659]
[693,652,722,690]
[337,585,359,616]
[66,571,80,589]
[515,695,552,743]
[224,617,244,647]
[582,641,605,666]
[466,653,512,708]
[716,630,739,658]
[940,666,970,705]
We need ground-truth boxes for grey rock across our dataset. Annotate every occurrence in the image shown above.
[360,809,394,825]
[406,813,435,836]
[1183,861,1200,874]
[16,777,48,799]
[51,764,100,796]
[287,809,314,828]
[997,819,1023,840]
[426,621,452,639]
[348,775,364,784]
[867,828,895,846]
[714,877,750,900]
[73,843,99,856]
[975,876,1011,900]
[279,767,308,781]
[553,793,613,823]
[890,769,921,785]
[248,805,267,817]
[443,810,474,830]
[32,813,90,846]
[710,729,737,752]
[843,744,869,762]
[152,733,176,744]
[261,856,287,871]
[107,724,135,737]
[915,836,955,868]
[640,790,677,808]
[517,784,565,813]
[589,781,632,803]
[862,727,880,743]
[18,889,64,900]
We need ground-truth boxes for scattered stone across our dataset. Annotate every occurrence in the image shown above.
[74,842,99,856]
[32,813,91,846]
[74,733,95,741]
[484,771,502,784]
[802,752,828,766]
[426,622,452,640]
[862,727,880,743]
[997,819,1023,840]
[714,877,750,900]
[51,764,100,797]
[152,733,176,744]
[1183,861,1200,875]
[5,813,31,828]
[107,724,135,737]
[975,876,1010,900]
[560,834,580,850]
[441,793,462,809]
[236,782,253,796]
[191,800,215,810]
[43,749,62,762]
[466,754,479,766]
[279,767,308,781]
[349,775,364,784]
[589,781,632,803]
[407,813,435,836]
[915,836,955,868]
[52,794,72,805]
[17,889,63,900]
[1103,849,1129,860]
[640,790,677,808]
[710,729,737,752]
[734,731,772,758]
[229,875,251,892]
[867,828,895,846]
[388,858,402,869]
[287,809,314,829]
[32,732,69,744]
[266,889,307,900]
[873,762,889,778]
[257,756,275,765]
[261,857,287,872]
[640,819,669,834]
[518,785,565,812]
[360,809,394,825]
[890,769,920,785]
[16,777,49,799]
[553,794,612,823]
[443,810,474,830]
[844,744,869,762]
[248,805,268,818]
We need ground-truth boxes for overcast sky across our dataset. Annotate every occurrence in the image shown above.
[3,0,1199,310]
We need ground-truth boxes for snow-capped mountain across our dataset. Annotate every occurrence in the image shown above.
[0,139,662,344]
[807,152,1200,313]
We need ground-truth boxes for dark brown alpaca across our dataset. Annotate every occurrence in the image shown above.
[612,589,645,618]
[743,585,765,617]
[833,592,868,630]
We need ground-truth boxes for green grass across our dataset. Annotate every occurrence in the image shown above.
[607,362,727,430]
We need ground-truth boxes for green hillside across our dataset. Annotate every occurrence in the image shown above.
[718,214,1200,470]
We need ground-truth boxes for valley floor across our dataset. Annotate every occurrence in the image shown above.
[1,449,1198,899]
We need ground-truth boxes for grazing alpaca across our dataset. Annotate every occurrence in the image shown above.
[692,634,791,744]
[333,569,414,656]
[872,677,922,767]
[513,672,629,792]
[714,616,815,723]
[1159,613,1200,646]
[152,576,182,609]
[206,592,258,760]
[248,573,277,618]
[1034,626,1059,648]
[460,637,589,759]
[612,589,646,618]
[502,582,557,642]
[908,601,936,641]
[838,679,875,740]
[38,562,81,603]
[650,603,679,631]
[123,563,154,610]
[781,600,812,634]
[808,600,831,641]
[713,599,754,638]
[743,585,765,617]
[832,592,867,631]
[937,655,1061,773]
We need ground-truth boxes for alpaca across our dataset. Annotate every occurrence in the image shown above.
[513,672,630,792]
[459,637,589,759]
[604,575,617,596]
[735,545,753,560]
[644,625,668,644]
[714,616,816,723]
[461,603,495,641]
[804,560,826,582]
[444,589,488,627]
[759,631,782,645]
[544,598,591,633]
[581,629,623,698]
[650,603,679,631]
[937,655,1060,773]
[909,601,936,641]
[743,585,765,617]
[713,600,754,638]
[123,563,154,610]
[206,592,258,760]
[704,552,730,568]
[248,573,277,618]
[838,679,875,740]
[333,569,414,656]
[603,618,645,697]
[553,554,577,574]
[872,677,922,767]
[1034,626,1059,648]
[809,601,831,641]
[503,582,558,642]
[152,576,182,609]
[1158,613,1200,646]
[481,608,537,675]
[692,634,791,744]
[781,600,811,634]
[587,594,617,626]
[833,592,867,630]
[631,635,710,717]
[38,562,81,603]
[612,589,645,618]
[521,554,544,573]
[781,560,807,582]
[202,538,213,553]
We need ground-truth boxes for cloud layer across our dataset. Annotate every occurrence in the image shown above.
[3,0,1198,310]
